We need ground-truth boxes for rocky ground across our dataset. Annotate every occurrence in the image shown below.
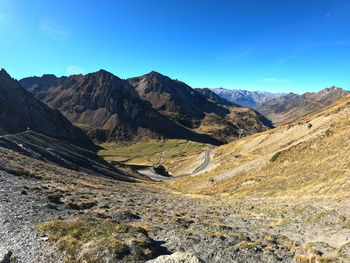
[1,146,350,263]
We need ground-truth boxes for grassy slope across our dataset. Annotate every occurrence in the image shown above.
[168,95,350,199]
[98,139,210,176]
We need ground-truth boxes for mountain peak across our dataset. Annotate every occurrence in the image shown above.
[323,86,343,93]
[92,69,115,77]
[146,71,166,78]
[88,69,120,80]
[149,70,161,75]
[41,73,58,78]
[97,69,110,73]
[0,68,11,80]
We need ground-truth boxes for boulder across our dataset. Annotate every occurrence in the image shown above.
[0,249,12,263]
[153,164,170,177]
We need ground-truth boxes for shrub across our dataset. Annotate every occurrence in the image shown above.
[270,152,282,162]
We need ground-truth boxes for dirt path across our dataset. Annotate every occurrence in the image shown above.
[137,168,172,181]
[138,148,213,181]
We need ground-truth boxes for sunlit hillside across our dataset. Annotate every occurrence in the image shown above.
[169,95,350,199]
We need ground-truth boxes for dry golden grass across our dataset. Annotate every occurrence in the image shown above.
[168,95,350,199]
[36,217,149,263]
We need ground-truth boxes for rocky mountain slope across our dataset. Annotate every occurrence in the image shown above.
[21,71,272,144]
[128,72,272,142]
[255,86,350,126]
[0,69,91,148]
[212,88,285,108]
[128,72,231,127]
[164,94,350,262]
[3,144,349,262]
[0,131,141,181]
[21,70,221,144]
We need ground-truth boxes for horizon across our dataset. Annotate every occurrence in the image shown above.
[2,67,349,95]
[1,0,349,93]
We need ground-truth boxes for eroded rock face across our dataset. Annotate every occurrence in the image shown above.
[0,69,92,148]
[146,252,205,263]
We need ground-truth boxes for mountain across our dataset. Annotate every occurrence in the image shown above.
[169,93,350,199]
[20,74,59,100]
[195,88,239,107]
[0,69,92,147]
[212,88,285,108]
[255,87,350,126]
[128,72,229,128]
[20,70,222,145]
[128,71,272,142]
[21,70,272,144]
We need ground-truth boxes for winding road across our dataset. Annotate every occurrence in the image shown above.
[137,148,213,181]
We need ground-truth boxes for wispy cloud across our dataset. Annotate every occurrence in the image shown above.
[215,44,256,64]
[261,78,290,83]
[39,17,70,40]
[67,65,85,75]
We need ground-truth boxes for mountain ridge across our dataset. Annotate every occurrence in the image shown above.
[254,86,350,126]
[21,70,272,144]
[0,69,92,148]
[212,87,285,108]
[20,70,224,145]
[195,88,239,107]
[128,71,272,142]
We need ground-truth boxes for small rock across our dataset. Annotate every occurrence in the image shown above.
[68,200,97,210]
[47,193,63,204]
[0,249,12,263]
[113,210,140,222]
[46,203,59,210]
[146,252,205,263]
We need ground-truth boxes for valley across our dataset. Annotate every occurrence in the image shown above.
[1,68,350,263]
[2,1,349,262]
[97,139,209,177]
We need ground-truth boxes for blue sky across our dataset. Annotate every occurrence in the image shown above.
[0,0,349,93]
